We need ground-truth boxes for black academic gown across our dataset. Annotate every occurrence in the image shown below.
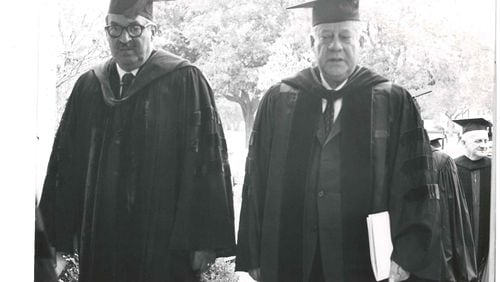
[39,50,236,282]
[236,66,441,282]
[454,156,491,278]
[432,149,477,282]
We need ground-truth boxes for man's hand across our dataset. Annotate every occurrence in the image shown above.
[389,260,410,282]
[191,250,216,273]
[249,268,261,281]
[55,252,68,277]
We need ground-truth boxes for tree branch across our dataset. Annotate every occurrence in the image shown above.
[223,94,243,104]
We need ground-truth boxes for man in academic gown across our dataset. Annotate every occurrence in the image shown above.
[38,0,236,281]
[453,118,492,281]
[427,131,477,281]
[236,1,441,281]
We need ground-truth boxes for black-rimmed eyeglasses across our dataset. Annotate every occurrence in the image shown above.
[105,23,155,38]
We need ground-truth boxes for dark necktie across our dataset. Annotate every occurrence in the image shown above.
[322,89,345,133]
[120,72,135,98]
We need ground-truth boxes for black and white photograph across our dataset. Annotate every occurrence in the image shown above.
[0,0,496,281]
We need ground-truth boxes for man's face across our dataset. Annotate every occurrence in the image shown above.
[106,14,154,71]
[311,21,360,85]
[462,131,490,161]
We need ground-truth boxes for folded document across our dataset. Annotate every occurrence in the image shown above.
[366,211,393,281]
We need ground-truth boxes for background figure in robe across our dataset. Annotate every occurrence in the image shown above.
[38,0,235,281]
[426,130,477,281]
[453,118,492,281]
[236,0,441,281]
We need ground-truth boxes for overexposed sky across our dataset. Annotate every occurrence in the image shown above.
[448,0,495,47]
[361,0,496,48]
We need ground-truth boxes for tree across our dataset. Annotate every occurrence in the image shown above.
[55,1,109,116]
[191,0,294,145]
[359,0,494,121]
[154,0,299,145]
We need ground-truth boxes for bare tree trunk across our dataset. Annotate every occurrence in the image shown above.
[223,89,261,147]
[243,104,255,148]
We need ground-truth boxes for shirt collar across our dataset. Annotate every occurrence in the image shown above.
[116,64,139,80]
[320,71,347,91]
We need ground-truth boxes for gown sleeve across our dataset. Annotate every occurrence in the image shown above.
[39,77,87,254]
[383,87,442,280]
[235,84,280,271]
[168,66,236,256]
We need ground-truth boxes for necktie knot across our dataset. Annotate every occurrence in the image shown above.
[120,73,135,98]
[324,89,344,102]
[121,72,135,86]
[321,89,345,136]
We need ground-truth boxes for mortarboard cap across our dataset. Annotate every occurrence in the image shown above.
[424,121,445,148]
[287,0,360,26]
[452,118,492,134]
[428,132,445,142]
[453,118,493,141]
[429,137,444,149]
[108,0,173,20]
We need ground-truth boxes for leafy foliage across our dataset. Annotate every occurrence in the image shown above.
[58,254,238,282]
[56,1,109,118]
[178,0,297,144]
[58,254,79,282]
[201,257,239,282]
[359,0,493,121]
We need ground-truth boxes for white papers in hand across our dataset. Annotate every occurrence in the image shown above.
[366,211,393,281]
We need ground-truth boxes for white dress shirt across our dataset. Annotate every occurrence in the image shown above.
[116,65,139,96]
[320,72,347,123]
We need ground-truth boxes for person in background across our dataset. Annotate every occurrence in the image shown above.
[453,118,493,281]
[38,0,235,281]
[426,129,477,281]
[236,0,441,281]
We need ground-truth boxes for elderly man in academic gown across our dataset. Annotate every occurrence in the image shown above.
[426,130,477,282]
[38,0,236,281]
[236,0,442,281]
[453,118,492,281]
